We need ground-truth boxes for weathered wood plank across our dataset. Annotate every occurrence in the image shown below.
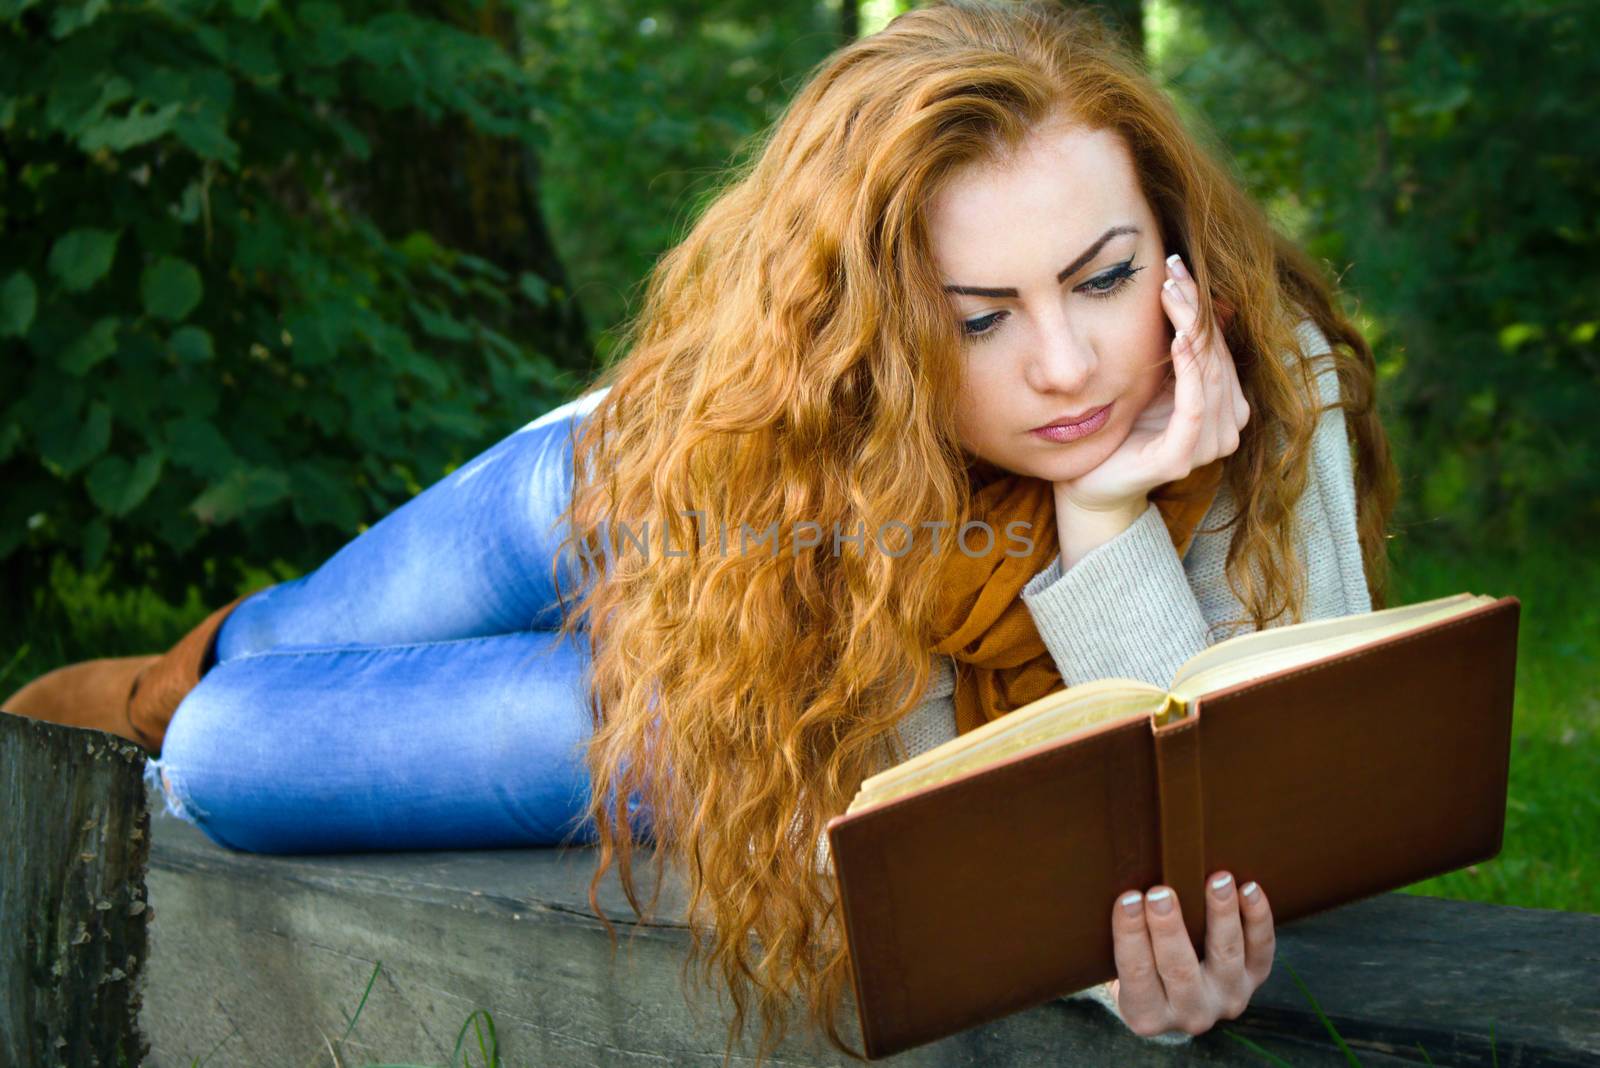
[1,712,152,1068]
[137,791,1600,1067]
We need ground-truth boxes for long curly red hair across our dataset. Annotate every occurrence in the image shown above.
[548,1,1397,1063]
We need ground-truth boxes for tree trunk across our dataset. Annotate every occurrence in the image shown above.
[0,713,152,1067]
[342,0,594,381]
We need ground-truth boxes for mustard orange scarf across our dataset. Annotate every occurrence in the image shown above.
[931,459,1228,736]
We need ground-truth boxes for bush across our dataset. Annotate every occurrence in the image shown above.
[0,0,577,605]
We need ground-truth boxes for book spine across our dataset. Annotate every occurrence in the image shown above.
[1152,708,1208,953]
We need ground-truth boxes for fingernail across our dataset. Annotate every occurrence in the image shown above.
[1120,890,1144,916]
[1166,253,1189,280]
[1146,887,1174,915]
[1241,881,1259,899]
[1211,872,1234,899]
[1174,327,1187,345]
[1163,277,1178,296]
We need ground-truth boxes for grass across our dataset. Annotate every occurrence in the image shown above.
[180,961,503,1068]
[1383,530,1600,913]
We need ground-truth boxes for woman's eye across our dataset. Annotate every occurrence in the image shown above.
[1078,261,1144,300]
[962,311,1006,342]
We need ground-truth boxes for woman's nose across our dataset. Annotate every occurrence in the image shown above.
[1025,315,1096,395]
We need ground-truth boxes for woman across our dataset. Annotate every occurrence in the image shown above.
[3,0,1396,1060]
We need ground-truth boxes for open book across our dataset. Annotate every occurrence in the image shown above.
[826,592,1520,1058]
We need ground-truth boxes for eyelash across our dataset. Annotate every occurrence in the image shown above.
[960,260,1146,343]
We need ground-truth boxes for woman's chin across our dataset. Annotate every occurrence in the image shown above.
[1019,441,1120,486]
[1006,460,1091,486]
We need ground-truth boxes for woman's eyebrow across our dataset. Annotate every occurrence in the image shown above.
[942,223,1140,297]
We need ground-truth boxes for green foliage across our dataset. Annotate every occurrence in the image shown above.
[0,0,575,602]
[1155,0,1600,551]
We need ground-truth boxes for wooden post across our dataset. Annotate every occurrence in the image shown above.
[0,712,151,1068]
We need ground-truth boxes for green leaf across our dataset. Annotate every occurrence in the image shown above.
[0,1,44,21]
[409,299,472,341]
[81,517,110,572]
[235,215,286,272]
[38,401,111,477]
[190,466,291,525]
[283,309,337,366]
[79,100,183,152]
[141,256,203,321]
[59,317,120,375]
[51,0,109,39]
[170,324,214,362]
[46,74,132,139]
[228,23,280,83]
[164,416,236,477]
[290,461,363,530]
[173,110,240,169]
[517,271,550,308]
[48,228,120,292]
[0,420,21,463]
[399,230,445,264]
[1497,322,1544,353]
[456,252,507,281]
[385,345,447,392]
[324,111,370,157]
[0,271,37,337]
[86,450,164,517]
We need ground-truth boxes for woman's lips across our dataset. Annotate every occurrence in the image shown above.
[1029,403,1112,443]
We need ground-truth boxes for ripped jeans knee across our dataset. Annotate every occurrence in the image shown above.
[143,758,204,823]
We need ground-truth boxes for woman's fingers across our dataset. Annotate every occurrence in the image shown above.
[1202,872,1250,1019]
[1108,889,1171,1034]
[1142,885,1210,1034]
[1162,256,1246,466]
[1239,880,1277,986]
[1108,879,1270,1037]
[1162,323,1207,475]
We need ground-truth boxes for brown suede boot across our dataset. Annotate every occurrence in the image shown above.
[2,654,160,747]
[1,593,249,757]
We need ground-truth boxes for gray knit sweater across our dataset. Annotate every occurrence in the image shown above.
[823,316,1374,1044]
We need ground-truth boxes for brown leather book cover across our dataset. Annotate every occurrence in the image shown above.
[825,595,1521,1058]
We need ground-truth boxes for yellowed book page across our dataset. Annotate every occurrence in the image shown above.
[1172,594,1495,701]
[1169,592,1485,692]
[849,682,1166,813]
[842,592,1494,816]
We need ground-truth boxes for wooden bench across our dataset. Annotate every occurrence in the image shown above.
[6,713,1599,1066]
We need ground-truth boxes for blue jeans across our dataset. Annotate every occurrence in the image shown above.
[144,388,640,855]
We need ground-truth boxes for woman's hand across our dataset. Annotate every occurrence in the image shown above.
[1053,253,1250,515]
[1106,872,1276,1038]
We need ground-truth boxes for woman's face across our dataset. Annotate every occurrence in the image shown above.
[927,117,1174,484]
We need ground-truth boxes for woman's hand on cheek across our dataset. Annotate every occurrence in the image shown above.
[1053,253,1250,514]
